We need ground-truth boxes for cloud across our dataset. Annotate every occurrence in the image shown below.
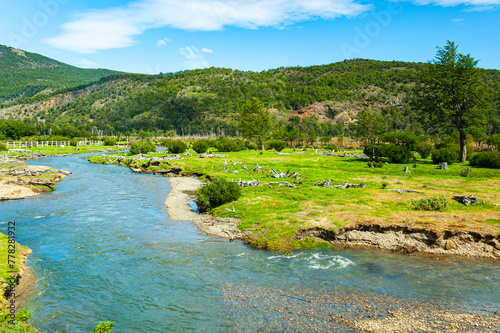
[462,4,497,10]
[180,46,210,69]
[44,0,370,53]
[451,18,465,25]
[157,37,171,47]
[201,48,213,53]
[395,0,500,7]
[75,58,101,68]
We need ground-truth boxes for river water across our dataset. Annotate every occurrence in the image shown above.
[1,153,499,332]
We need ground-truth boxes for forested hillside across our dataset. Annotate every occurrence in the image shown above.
[1,53,499,139]
[0,44,116,104]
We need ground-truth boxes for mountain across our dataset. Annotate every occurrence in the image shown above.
[0,48,499,137]
[0,44,116,104]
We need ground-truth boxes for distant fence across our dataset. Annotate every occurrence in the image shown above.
[5,140,103,148]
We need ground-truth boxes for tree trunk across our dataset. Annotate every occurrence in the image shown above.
[459,130,467,163]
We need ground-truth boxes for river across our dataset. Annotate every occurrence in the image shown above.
[1,153,499,332]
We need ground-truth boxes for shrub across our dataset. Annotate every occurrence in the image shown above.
[214,136,247,152]
[70,138,79,147]
[380,144,413,164]
[411,195,449,211]
[363,145,381,162]
[129,141,156,155]
[103,138,117,146]
[367,161,383,168]
[196,178,242,212]
[91,322,114,333]
[264,139,286,152]
[192,140,209,154]
[246,142,258,150]
[0,143,8,151]
[324,143,338,151]
[167,140,187,154]
[432,147,460,164]
[469,151,500,168]
[415,142,433,159]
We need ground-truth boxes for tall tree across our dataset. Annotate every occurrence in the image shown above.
[239,98,270,150]
[350,110,387,144]
[413,41,487,162]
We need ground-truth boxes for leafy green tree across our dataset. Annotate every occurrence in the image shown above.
[239,98,270,150]
[412,41,487,162]
[350,111,387,144]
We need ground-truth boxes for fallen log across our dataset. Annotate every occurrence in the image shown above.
[385,189,424,194]
[235,179,261,187]
[270,168,301,179]
[263,181,297,188]
[453,195,478,206]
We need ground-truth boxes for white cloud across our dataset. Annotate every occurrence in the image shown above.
[75,58,101,68]
[451,18,465,24]
[180,46,210,69]
[201,48,213,53]
[44,0,370,53]
[396,0,499,7]
[462,4,497,10]
[156,37,171,47]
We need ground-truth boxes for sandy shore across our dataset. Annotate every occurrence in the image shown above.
[165,176,247,241]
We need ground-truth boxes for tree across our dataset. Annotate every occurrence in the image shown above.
[350,110,387,144]
[412,41,487,162]
[239,98,270,150]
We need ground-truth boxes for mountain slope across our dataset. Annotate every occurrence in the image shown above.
[0,45,116,104]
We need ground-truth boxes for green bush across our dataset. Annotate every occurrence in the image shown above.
[91,322,114,333]
[432,147,460,164]
[192,140,209,154]
[196,178,242,212]
[264,139,287,152]
[363,145,381,161]
[214,136,247,152]
[324,143,338,151]
[469,151,500,169]
[167,140,187,154]
[0,143,8,151]
[103,138,117,146]
[367,161,383,168]
[70,138,79,147]
[415,142,433,159]
[380,144,413,164]
[246,142,258,150]
[129,141,156,155]
[411,195,449,211]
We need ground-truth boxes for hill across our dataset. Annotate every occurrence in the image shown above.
[0,44,116,104]
[0,52,499,138]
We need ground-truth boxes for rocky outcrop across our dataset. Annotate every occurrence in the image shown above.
[294,224,500,259]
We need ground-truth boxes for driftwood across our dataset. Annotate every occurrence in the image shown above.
[453,195,478,206]
[385,189,424,194]
[315,179,334,188]
[199,154,229,158]
[235,179,261,187]
[270,168,301,179]
[315,179,366,189]
[264,181,297,188]
[334,182,366,189]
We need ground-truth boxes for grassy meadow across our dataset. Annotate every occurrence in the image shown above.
[89,147,500,252]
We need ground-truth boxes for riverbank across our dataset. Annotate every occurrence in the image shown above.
[166,175,500,259]
[0,160,70,201]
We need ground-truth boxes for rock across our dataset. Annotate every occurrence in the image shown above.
[445,240,455,250]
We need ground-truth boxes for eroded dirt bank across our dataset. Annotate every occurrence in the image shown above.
[295,224,500,259]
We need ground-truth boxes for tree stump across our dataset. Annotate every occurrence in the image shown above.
[404,166,411,174]
[439,162,448,170]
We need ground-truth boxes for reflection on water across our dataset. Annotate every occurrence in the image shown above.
[1,153,499,332]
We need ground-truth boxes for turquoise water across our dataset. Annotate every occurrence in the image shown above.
[1,153,499,332]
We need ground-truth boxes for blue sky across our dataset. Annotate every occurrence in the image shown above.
[1,0,499,73]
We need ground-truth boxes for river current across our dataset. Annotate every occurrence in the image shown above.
[1,153,499,332]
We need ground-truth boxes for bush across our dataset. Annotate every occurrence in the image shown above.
[214,136,247,152]
[367,161,383,168]
[415,142,433,159]
[264,139,286,152]
[91,322,114,333]
[380,144,413,164]
[166,140,187,154]
[196,178,242,212]
[129,141,156,155]
[469,151,500,169]
[70,138,79,146]
[192,140,209,154]
[0,143,8,151]
[411,195,449,211]
[246,142,258,150]
[363,145,382,161]
[324,143,338,151]
[103,138,117,146]
[432,147,460,164]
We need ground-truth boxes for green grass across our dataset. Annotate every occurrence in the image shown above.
[89,147,500,252]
